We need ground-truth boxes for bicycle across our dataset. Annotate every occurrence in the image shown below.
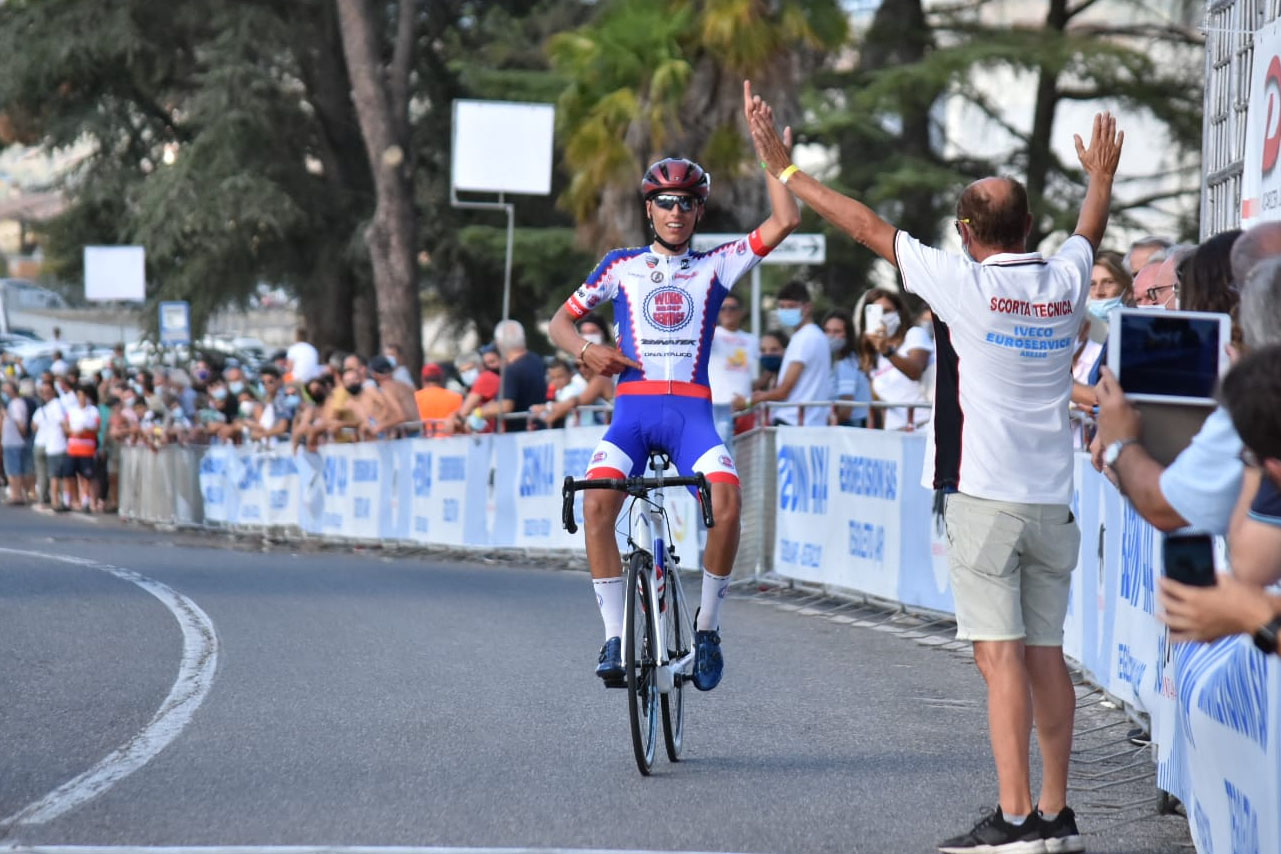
[561,452,715,775]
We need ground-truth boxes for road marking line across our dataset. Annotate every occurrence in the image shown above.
[0,548,219,828]
[0,848,757,854]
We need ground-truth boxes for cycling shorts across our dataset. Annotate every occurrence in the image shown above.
[585,383,739,491]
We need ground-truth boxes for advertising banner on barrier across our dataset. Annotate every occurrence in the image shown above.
[347,442,383,539]
[406,436,472,546]
[773,426,904,600]
[233,449,269,525]
[262,450,300,528]
[318,444,353,538]
[199,445,238,524]
[513,430,566,548]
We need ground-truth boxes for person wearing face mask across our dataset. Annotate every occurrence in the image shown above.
[452,350,501,434]
[1069,251,1132,446]
[708,293,759,444]
[754,330,788,387]
[749,91,1123,850]
[856,288,933,431]
[750,281,831,427]
[822,310,871,428]
[560,314,616,428]
[1092,228,1253,535]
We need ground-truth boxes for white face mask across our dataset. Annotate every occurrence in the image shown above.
[582,333,604,346]
[881,312,902,337]
[460,368,479,387]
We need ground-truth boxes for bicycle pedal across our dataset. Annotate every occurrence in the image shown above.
[602,677,626,689]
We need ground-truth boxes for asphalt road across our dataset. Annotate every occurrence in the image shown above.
[0,508,1192,853]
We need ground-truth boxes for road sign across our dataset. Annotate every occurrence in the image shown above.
[691,232,826,265]
[159,300,191,346]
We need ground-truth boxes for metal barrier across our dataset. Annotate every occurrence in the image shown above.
[118,444,205,527]
[1201,0,1280,238]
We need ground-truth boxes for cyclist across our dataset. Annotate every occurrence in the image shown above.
[548,82,801,691]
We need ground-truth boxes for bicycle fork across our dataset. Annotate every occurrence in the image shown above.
[623,500,693,695]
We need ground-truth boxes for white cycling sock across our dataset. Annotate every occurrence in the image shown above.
[593,577,625,640]
[697,569,730,631]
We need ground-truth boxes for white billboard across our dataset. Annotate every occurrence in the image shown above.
[84,245,146,302]
[451,100,555,196]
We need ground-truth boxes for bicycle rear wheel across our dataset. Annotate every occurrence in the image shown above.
[625,550,659,775]
[661,561,690,761]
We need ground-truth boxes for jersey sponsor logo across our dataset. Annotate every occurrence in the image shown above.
[584,293,602,308]
[674,272,696,281]
[736,239,747,255]
[645,255,658,268]
[591,451,607,464]
[650,270,664,283]
[643,285,694,331]
[680,257,691,270]
[718,454,735,469]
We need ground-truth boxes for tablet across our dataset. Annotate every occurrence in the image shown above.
[1106,309,1232,406]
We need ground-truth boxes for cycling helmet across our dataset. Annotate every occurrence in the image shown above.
[641,158,710,201]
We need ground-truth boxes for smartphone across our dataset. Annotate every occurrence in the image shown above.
[1161,532,1217,587]
[864,303,884,335]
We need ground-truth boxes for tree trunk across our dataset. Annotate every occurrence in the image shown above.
[335,0,422,376]
[1025,0,1072,248]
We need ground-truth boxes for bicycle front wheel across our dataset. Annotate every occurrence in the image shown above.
[625,550,659,775]
[661,561,689,761]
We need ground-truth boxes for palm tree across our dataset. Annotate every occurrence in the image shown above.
[549,0,847,250]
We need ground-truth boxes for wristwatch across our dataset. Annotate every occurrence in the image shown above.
[1253,615,1281,655]
[1103,438,1139,468]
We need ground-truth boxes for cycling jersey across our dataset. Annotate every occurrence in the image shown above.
[567,231,772,488]
[565,231,772,398]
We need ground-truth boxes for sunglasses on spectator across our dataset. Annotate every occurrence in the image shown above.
[651,194,699,212]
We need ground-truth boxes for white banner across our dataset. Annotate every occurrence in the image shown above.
[1241,19,1281,227]
[407,437,471,546]
[773,427,904,600]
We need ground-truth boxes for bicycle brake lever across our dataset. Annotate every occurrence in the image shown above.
[561,476,578,534]
[697,474,715,529]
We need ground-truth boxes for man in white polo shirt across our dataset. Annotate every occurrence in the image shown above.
[747,85,1122,853]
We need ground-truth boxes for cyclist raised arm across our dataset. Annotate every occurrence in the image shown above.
[548,81,799,691]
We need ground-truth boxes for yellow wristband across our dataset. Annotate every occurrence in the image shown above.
[778,164,800,185]
[578,340,592,359]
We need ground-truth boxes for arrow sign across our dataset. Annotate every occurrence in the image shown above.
[691,232,826,265]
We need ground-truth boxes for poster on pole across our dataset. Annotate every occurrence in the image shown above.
[1241,19,1281,227]
[451,100,555,196]
[159,301,191,346]
[84,245,146,302]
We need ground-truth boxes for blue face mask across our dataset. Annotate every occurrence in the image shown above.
[211,387,228,401]
[1086,296,1124,321]
[228,381,245,394]
[760,354,783,373]
[776,307,802,329]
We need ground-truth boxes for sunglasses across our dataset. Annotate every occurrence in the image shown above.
[651,194,699,212]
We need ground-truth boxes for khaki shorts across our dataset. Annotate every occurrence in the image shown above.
[944,492,1080,646]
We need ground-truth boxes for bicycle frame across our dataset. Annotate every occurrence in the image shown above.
[561,461,712,695]
[622,482,694,695]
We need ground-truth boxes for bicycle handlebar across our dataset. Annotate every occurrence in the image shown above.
[561,474,715,534]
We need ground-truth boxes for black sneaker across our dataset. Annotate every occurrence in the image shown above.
[938,807,1046,853]
[1126,726,1151,747]
[595,636,624,685]
[1038,806,1084,853]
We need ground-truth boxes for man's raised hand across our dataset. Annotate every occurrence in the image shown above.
[743,80,792,176]
[1074,112,1124,180]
